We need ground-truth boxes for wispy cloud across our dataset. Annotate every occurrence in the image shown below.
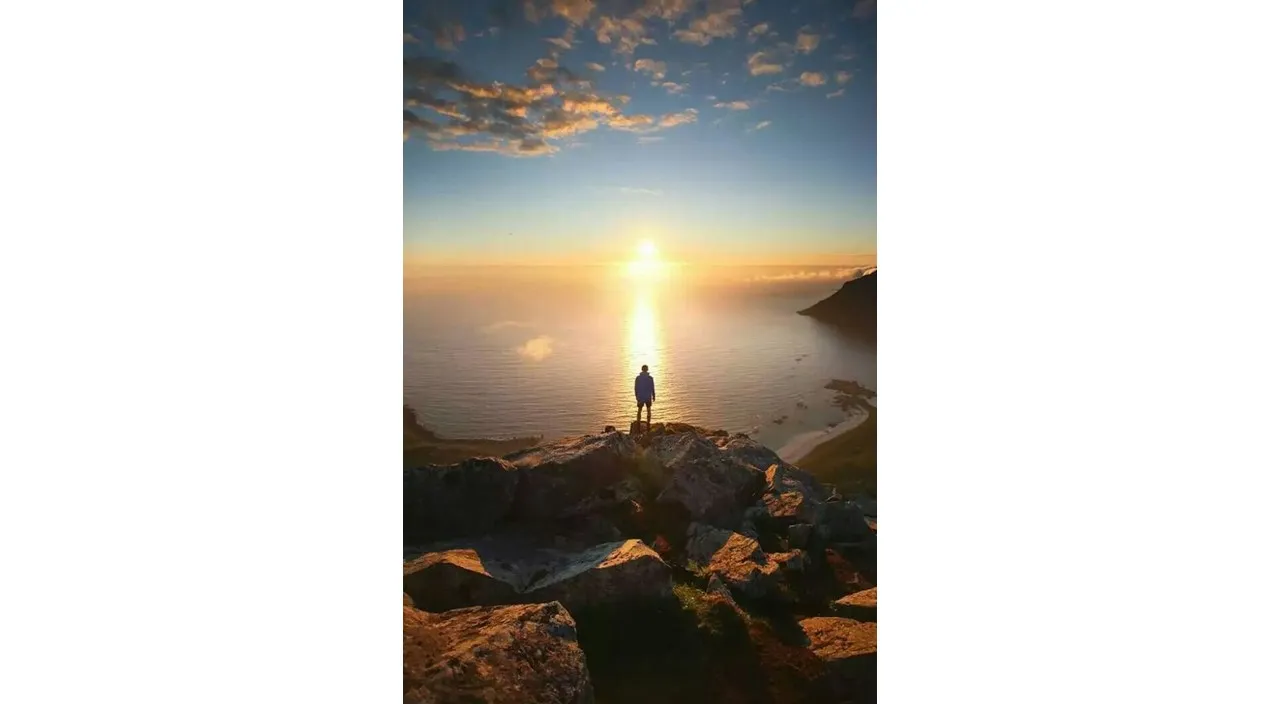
[748,22,769,42]
[633,58,666,79]
[826,88,845,99]
[852,0,877,20]
[795,30,821,54]
[637,135,664,143]
[747,266,876,284]
[836,70,853,85]
[747,51,785,76]
[546,36,573,49]
[584,62,605,71]
[800,72,827,87]
[516,335,555,361]
[748,120,772,132]
[659,81,690,95]
[715,100,751,110]
[620,187,662,196]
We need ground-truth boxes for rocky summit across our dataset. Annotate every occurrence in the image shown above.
[404,423,877,703]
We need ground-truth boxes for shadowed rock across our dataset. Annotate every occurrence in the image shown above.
[799,617,877,702]
[404,457,520,543]
[404,602,595,704]
[506,433,641,520]
[833,588,877,622]
[816,500,873,542]
[648,432,766,527]
[403,538,672,614]
[685,523,782,600]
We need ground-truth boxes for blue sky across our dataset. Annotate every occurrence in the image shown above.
[404,0,876,266]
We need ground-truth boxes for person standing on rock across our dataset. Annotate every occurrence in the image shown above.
[635,364,656,427]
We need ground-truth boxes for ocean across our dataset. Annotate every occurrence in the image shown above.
[404,265,876,453]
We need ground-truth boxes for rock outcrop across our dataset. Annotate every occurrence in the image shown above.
[404,602,595,704]
[798,617,877,701]
[404,457,520,543]
[648,432,766,527]
[760,463,829,525]
[506,432,641,520]
[833,588,877,622]
[685,523,782,600]
[403,538,672,615]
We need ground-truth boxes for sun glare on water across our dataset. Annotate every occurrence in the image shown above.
[626,239,665,279]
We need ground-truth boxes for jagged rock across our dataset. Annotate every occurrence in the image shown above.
[769,549,809,574]
[404,593,414,608]
[603,425,616,433]
[799,617,877,701]
[759,463,828,525]
[712,434,785,471]
[505,433,641,521]
[685,523,782,600]
[404,602,595,704]
[403,538,672,614]
[629,420,648,436]
[648,432,766,527]
[815,501,873,542]
[833,588,877,622]
[404,457,520,543]
[788,523,814,550]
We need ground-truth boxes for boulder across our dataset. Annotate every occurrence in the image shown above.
[788,523,814,550]
[815,501,873,542]
[629,420,648,435]
[505,433,641,521]
[404,602,595,704]
[798,617,877,702]
[759,463,828,525]
[648,432,766,527]
[769,549,809,574]
[832,588,877,622]
[404,457,520,543]
[713,434,785,471]
[404,593,414,608]
[403,538,672,614]
[685,523,782,600]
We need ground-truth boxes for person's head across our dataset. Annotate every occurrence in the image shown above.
[641,364,648,372]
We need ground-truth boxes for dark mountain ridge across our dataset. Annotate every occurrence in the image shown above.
[797,271,877,340]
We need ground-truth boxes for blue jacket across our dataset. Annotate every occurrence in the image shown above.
[634,371,656,402]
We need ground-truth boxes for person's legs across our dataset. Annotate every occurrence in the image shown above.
[645,401,651,425]
[636,402,642,423]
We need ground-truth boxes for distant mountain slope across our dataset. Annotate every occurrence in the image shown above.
[797,271,877,340]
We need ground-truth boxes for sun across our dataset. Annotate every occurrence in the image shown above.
[627,240,664,279]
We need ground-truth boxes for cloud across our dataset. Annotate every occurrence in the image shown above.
[714,100,750,110]
[525,0,596,25]
[748,266,876,284]
[826,88,845,98]
[594,15,649,55]
[659,81,689,94]
[482,320,535,333]
[836,72,853,86]
[852,0,876,20]
[747,51,785,76]
[748,120,771,132]
[748,23,768,41]
[796,31,821,54]
[585,62,606,71]
[620,187,662,196]
[637,135,664,143]
[800,71,827,87]
[673,0,744,45]
[547,36,573,49]
[516,335,555,361]
[658,108,698,127]
[634,58,666,79]
[835,49,855,62]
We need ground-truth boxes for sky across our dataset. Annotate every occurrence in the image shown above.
[404,0,876,267]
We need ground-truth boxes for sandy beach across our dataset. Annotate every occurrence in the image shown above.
[777,408,871,464]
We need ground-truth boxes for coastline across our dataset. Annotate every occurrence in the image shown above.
[777,408,871,464]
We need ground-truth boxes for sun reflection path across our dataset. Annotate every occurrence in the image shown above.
[623,283,665,421]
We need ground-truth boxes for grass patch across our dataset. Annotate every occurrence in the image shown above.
[794,407,877,498]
